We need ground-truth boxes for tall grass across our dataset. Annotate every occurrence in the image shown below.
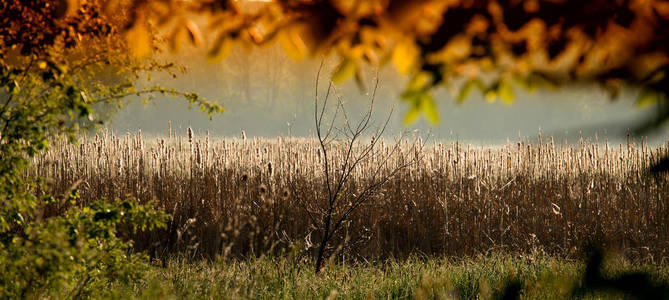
[119,254,584,299]
[31,129,669,260]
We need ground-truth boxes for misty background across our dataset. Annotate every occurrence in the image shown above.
[108,44,666,145]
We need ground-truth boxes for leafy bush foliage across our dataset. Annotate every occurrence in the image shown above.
[0,196,167,298]
[0,0,221,297]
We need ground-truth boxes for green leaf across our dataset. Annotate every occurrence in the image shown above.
[122,201,133,210]
[401,89,421,101]
[404,105,421,125]
[458,79,484,103]
[420,92,439,124]
[406,72,432,92]
[637,89,660,108]
[8,80,20,94]
[514,76,538,93]
[37,138,49,151]
[402,89,439,125]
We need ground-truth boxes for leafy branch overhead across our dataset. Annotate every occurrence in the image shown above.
[0,0,224,122]
[114,0,669,124]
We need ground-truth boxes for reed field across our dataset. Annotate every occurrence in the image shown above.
[31,128,669,262]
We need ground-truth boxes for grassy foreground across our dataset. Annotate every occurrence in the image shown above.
[112,253,668,299]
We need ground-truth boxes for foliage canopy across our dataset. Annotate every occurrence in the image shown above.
[117,0,669,125]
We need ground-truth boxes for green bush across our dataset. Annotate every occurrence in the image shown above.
[0,1,222,298]
[0,196,167,298]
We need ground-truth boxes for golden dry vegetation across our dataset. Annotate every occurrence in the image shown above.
[31,128,669,261]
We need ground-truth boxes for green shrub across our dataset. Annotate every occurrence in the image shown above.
[0,196,167,298]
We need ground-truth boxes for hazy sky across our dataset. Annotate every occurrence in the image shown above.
[108,44,665,145]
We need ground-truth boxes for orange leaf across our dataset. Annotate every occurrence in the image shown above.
[185,19,203,46]
[125,17,152,58]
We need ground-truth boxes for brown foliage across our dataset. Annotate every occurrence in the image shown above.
[1,0,118,57]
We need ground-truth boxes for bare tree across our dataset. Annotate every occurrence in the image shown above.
[307,61,426,273]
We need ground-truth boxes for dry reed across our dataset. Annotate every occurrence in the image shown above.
[31,129,669,260]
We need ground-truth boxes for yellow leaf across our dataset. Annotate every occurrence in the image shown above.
[207,35,233,63]
[407,71,432,92]
[498,80,515,105]
[125,18,152,58]
[485,90,497,103]
[278,25,308,61]
[350,44,365,59]
[37,61,47,69]
[168,23,186,52]
[392,39,419,75]
[332,58,357,84]
[426,35,471,65]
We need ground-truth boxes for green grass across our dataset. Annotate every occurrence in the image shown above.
[109,253,669,299]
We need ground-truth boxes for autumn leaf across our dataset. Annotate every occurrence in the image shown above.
[185,19,203,46]
[401,81,439,125]
[125,17,152,58]
[404,105,421,125]
[514,76,538,93]
[168,22,186,52]
[392,39,420,75]
[458,79,484,103]
[354,68,366,91]
[207,34,233,63]
[485,90,498,103]
[278,25,309,61]
[498,80,515,104]
[332,58,357,84]
[405,71,432,92]
[401,91,439,125]
[637,89,661,107]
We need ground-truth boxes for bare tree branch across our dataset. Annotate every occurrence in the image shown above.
[311,65,425,273]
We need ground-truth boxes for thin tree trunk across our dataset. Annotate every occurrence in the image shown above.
[314,214,331,273]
